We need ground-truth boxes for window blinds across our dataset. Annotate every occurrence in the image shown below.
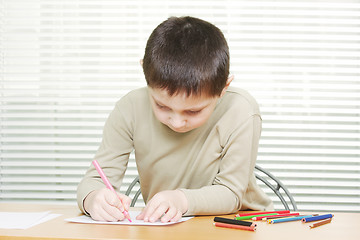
[0,0,359,212]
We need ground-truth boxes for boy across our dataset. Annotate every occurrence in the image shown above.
[77,16,273,223]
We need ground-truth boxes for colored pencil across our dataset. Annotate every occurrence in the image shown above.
[235,210,290,218]
[302,214,334,223]
[252,212,299,221]
[309,218,332,229]
[260,213,300,220]
[214,222,256,231]
[235,213,278,220]
[269,215,314,224]
[214,217,257,227]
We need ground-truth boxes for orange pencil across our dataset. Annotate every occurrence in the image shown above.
[309,218,332,229]
[214,222,256,231]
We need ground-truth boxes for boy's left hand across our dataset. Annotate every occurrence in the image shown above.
[136,189,188,223]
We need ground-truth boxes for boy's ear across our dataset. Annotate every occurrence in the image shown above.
[220,75,234,97]
[140,59,143,67]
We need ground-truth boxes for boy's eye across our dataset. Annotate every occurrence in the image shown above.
[156,103,170,111]
[155,102,201,115]
[186,110,201,115]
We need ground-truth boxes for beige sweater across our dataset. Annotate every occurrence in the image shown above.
[77,87,273,215]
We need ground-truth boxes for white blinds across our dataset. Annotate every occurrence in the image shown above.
[0,0,359,212]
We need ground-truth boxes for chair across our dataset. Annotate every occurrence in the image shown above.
[254,165,298,211]
[125,176,141,207]
[125,165,298,211]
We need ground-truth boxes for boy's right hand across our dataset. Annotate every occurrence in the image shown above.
[83,188,132,222]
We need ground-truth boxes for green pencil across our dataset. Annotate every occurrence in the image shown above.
[235,213,278,220]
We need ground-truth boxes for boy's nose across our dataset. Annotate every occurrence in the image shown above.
[169,114,186,129]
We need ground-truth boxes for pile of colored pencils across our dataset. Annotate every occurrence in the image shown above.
[213,210,334,231]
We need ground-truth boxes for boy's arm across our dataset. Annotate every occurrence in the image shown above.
[77,100,133,214]
[180,115,272,215]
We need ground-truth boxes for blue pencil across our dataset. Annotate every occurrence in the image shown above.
[269,215,314,224]
[302,214,334,223]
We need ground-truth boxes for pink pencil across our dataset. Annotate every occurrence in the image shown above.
[92,159,132,222]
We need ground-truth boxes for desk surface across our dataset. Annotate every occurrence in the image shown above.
[1,203,359,240]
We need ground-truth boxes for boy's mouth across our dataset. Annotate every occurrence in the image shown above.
[168,125,188,133]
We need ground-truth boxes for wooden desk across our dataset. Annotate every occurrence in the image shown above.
[1,203,359,240]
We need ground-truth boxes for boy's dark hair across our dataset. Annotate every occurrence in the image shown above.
[143,16,229,97]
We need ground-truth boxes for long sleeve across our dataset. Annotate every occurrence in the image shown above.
[76,97,134,214]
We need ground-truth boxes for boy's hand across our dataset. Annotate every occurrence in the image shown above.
[83,188,132,222]
[136,189,188,223]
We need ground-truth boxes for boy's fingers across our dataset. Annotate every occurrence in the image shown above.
[90,204,120,222]
[170,210,183,222]
[136,198,160,221]
[140,202,158,222]
[102,202,124,221]
[118,193,132,211]
[136,211,145,220]
[147,203,169,223]
[98,208,121,222]
[160,206,177,223]
[84,188,131,222]
[103,189,125,212]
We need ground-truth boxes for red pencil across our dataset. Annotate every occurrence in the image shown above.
[235,210,290,218]
[214,222,256,231]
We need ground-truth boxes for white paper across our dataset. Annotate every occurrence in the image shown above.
[66,210,193,226]
[0,211,61,229]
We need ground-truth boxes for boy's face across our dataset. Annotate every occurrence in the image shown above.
[149,88,220,133]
